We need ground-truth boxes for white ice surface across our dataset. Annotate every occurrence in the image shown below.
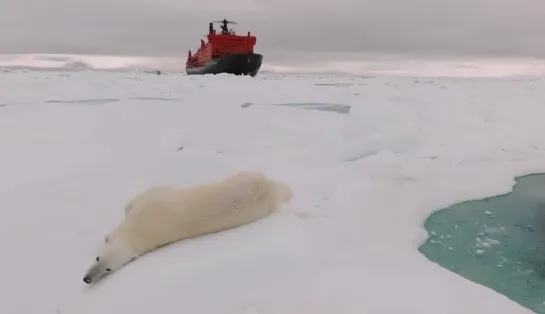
[1,71,544,314]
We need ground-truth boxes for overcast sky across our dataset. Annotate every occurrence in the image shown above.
[1,0,544,63]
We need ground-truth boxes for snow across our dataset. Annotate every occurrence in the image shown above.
[1,70,544,314]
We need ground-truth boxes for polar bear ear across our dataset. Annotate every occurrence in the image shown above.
[104,236,109,243]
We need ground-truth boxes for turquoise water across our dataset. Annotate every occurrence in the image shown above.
[419,173,545,313]
[241,102,351,114]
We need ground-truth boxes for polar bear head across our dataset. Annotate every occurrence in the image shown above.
[83,235,138,284]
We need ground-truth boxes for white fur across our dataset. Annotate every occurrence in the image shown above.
[83,170,292,284]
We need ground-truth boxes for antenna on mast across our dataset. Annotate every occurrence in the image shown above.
[212,19,238,34]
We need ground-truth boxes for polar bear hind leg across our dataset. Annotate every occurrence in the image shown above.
[276,181,293,204]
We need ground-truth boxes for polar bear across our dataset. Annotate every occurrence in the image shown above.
[82,170,293,284]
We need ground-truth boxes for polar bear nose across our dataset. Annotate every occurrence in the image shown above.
[83,276,92,284]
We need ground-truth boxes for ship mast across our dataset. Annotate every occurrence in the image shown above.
[212,19,238,35]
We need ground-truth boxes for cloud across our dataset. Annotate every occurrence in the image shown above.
[0,0,544,61]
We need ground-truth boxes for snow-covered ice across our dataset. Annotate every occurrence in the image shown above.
[1,70,544,314]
